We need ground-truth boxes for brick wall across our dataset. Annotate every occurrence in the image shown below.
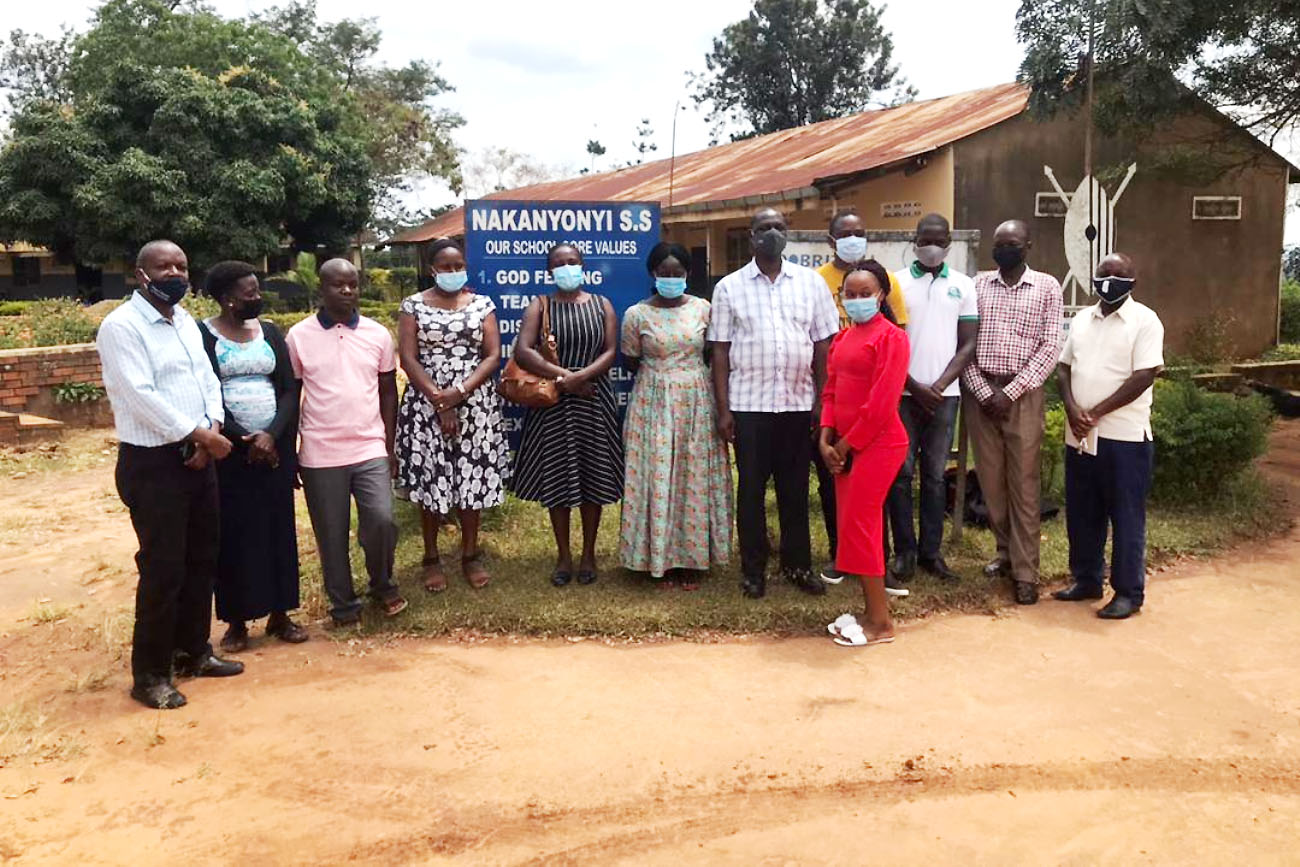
[0,343,112,425]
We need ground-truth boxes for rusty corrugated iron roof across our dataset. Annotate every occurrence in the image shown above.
[390,82,1031,244]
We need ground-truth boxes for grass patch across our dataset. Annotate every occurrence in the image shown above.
[0,701,86,766]
[26,601,73,624]
[294,467,1283,639]
[0,430,118,478]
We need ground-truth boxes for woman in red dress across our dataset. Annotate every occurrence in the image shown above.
[818,261,910,646]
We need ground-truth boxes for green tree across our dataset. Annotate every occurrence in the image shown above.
[628,118,657,166]
[1017,0,1300,147]
[691,0,914,142]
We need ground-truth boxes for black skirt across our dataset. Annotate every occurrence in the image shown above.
[214,433,299,622]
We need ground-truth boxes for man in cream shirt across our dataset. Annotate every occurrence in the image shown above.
[1054,253,1164,619]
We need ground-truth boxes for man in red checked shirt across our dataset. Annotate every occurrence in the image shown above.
[961,220,1063,605]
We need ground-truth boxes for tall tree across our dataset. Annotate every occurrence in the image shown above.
[1017,0,1300,147]
[692,0,914,142]
[462,147,556,198]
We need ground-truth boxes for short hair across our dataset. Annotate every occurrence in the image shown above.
[828,209,861,235]
[546,242,583,267]
[429,238,463,264]
[751,207,785,230]
[645,242,692,275]
[916,213,950,234]
[318,257,358,283]
[851,259,899,325]
[135,239,183,270]
[204,260,258,302]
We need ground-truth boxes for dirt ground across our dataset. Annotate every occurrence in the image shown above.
[2,426,1300,864]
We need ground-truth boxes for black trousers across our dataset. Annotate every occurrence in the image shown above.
[115,443,219,685]
[733,411,813,579]
[811,439,838,560]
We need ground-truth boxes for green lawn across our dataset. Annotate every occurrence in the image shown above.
[294,468,1281,638]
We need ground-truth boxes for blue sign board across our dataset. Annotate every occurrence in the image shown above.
[464,199,662,445]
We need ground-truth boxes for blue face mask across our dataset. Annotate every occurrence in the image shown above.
[654,276,687,299]
[552,264,585,291]
[843,296,879,324]
[834,236,867,263]
[434,270,468,293]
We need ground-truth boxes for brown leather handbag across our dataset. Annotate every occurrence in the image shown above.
[499,295,561,408]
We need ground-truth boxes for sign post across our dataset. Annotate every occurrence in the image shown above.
[463,199,661,448]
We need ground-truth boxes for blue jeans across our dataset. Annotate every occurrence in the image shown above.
[1064,438,1154,605]
[886,395,959,560]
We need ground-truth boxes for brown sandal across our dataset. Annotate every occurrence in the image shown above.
[422,556,448,593]
[462,553,491,589]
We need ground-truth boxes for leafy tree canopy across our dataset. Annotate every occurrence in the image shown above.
[0,0,462,266]
[1017,0,1300,147]
[692,0,914,142]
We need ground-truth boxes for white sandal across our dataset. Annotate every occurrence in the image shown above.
[833,622,896,647]
[827,613,858,637]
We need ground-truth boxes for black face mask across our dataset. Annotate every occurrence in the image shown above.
[992,246,1025,270]
[1092,276,1135,304]
[752,228,788,258]
[233,298,264,321]
[145,276,189,305]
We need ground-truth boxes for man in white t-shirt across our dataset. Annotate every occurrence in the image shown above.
[885,215,979,584]
[1055,253,1164,620]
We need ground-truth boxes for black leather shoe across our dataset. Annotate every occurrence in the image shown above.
[174,652,245,679]
[1014,581,1039,605]
[984,558,1010,578]
[888,552,916,581]
[1053,582,1104,602]
[785,568,827,596]
[740,576,766,599]
[130,680,187,710]
[918,556,959,582]
[884,574,910,597]
[1097,595,1141,619]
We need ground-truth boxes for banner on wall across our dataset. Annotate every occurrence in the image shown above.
[463,199,662,445]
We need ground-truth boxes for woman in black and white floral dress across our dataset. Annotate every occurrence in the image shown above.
[396,239,509,591]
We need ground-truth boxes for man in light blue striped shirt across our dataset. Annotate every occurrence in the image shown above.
[97,239,244,710]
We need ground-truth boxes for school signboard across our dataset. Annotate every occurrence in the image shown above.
[463,198,661,445]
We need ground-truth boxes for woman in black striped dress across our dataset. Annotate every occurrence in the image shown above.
[511,243,624,586]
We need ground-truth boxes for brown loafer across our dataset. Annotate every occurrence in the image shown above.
[462,553,491,589]
[422,556,448,593]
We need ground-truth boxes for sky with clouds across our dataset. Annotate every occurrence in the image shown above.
[5,0,1298,242]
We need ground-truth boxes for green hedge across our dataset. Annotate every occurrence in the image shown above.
[1280,280,1300,343]
[1149,378,1272,502]
[0,301,31,316]
[0,299,98,349]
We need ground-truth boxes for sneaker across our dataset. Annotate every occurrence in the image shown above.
[884,574,910,597]
[820,565,846,585]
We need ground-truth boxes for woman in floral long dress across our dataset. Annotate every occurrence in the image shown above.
[619,243,732,586]
[395,239,510,590]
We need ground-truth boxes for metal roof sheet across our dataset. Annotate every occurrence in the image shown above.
[390,82,1031,244]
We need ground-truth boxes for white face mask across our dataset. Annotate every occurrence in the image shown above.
[915,244,948,269]
[834,235,867,263]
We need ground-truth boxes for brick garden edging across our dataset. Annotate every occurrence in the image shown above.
[0,343,112,426]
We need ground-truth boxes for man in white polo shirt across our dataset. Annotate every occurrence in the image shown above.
[886,214,979,584]
[1054,252,1164,619]
[710,207,841,599]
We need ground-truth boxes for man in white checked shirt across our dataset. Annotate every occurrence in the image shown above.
[98,240,245,710]
[709,208,840,599]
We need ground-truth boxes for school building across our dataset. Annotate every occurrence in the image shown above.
[390,82,1298,357]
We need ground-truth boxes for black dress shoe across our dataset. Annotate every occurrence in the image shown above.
[888,552,916,581]
[174,652,245,679]
[918,556,959,582]
[130,680,187,710]
[983,558,1010,578]
[740,576,766,599]
[1097,595,1141,619]
[785,568,827,596]
[1014,581,1039,605]
[1053,582,1104,602]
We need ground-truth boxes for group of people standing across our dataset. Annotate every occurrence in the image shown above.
[98,203,1163,708]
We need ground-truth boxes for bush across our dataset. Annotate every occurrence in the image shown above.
[1182,313,1237,365]
[26,299,98,347]
[1041,406,1066,499]
[1150,378,1273,503]
[0,301,31,316]
[1280,279,1300,343]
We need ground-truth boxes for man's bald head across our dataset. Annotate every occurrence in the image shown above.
[752,207,786,231]
[994,220,1030,244]
[136,239,184,271]
[134,239,189,299]
[318,257,358,284]
[1097,252,1136,279]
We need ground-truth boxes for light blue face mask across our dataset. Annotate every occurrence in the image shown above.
[834,235,868,263]
[842,296,879,323]
[655,276,687,299]
[552,263,585,291]
[434,270,468,293]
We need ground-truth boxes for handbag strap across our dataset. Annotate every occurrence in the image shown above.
[540,294,552,346]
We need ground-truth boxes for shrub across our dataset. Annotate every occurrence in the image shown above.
[1182,313,1237,365]
[52,382,106,403]
[26,299,98,347]
[1041,406,1066,499]
[0,301,31,316]
[390,267,418,294]
[1280,279,1300,344]
[1150,378,1273,503]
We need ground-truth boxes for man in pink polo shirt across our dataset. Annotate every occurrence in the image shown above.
[287,258,407,626]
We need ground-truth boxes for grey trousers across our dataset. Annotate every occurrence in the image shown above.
[300,457,399,620]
